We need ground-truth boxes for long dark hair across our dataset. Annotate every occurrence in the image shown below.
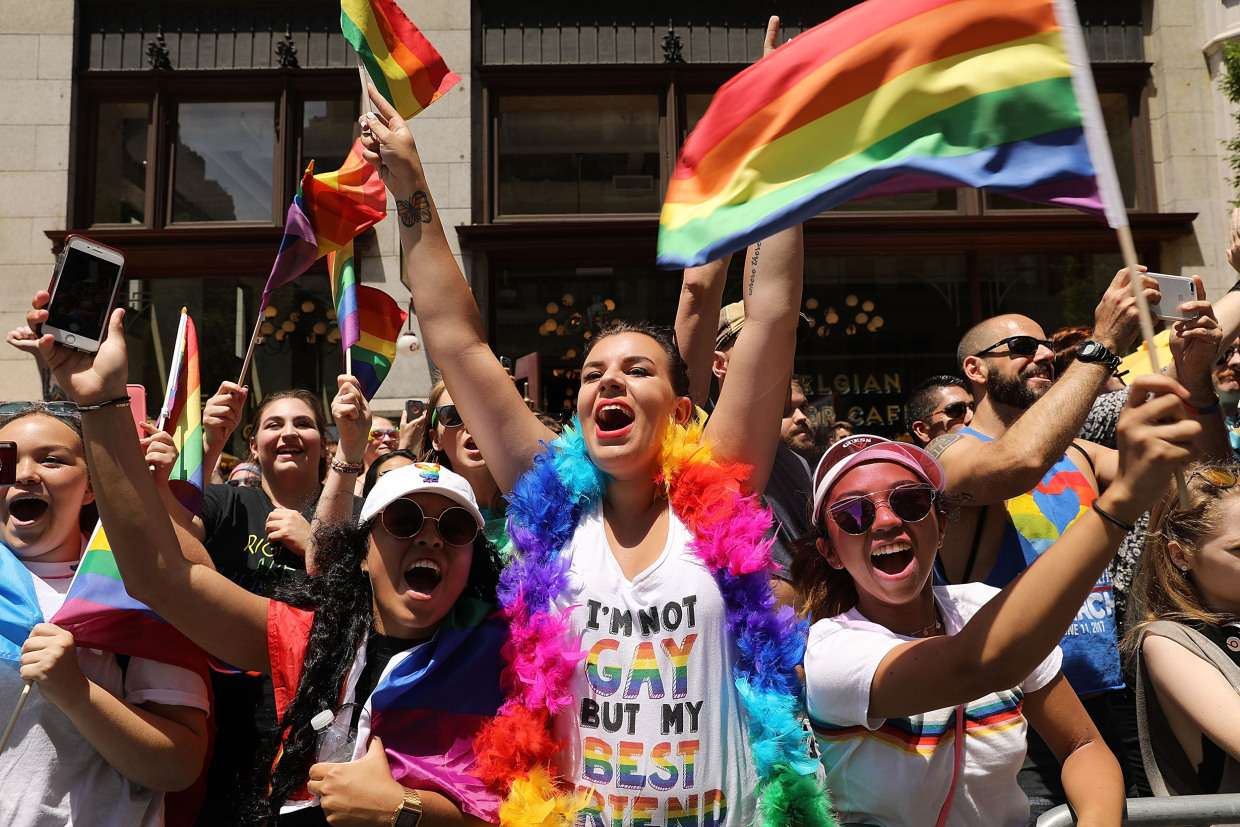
[242,517,504,824]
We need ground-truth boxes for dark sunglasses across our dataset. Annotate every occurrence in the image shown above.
[974,335,1053,358]
[380,497,479,545]
[430,404,464,429]
[925,401,972,422]
[226,476,260,488]
[826,485,936,535]
[0,401,80,419]
[369,428,399,441]
[1217,346,1239,366]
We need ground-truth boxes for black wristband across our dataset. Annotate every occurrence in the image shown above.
[1092,500,1135,533]
[1228,278,1240,294]
[77,396,132,412]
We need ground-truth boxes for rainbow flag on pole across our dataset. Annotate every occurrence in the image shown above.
[341,0,461,119]
[262,182,318,308]
[328,240,361,349]
[50,525,208,676]
[159,309,204,516]
[348,284,407,401]
[657,0,1127,268]
[305,151,387,261]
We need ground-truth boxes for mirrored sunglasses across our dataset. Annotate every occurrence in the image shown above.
[431,404,464,429]
[827,485,936,535]
[974,335,1053,358]
[380,497,479,545]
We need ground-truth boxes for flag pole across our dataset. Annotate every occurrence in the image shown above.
[0,683,31,754]
[236,307,266,388]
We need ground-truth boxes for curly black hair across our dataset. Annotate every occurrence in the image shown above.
[240,516,504,824]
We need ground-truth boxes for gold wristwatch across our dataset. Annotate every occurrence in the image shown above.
[392,788,422,827]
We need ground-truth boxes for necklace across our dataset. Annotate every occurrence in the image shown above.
[907,606,944,638]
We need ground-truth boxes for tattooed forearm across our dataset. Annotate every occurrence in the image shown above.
[397,191,432,226]
[748,240,761,296]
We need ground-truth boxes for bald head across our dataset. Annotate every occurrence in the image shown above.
[957,315,1044,371]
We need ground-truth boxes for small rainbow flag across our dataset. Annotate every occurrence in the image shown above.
[657,0,1127,268]
[305,150,387,261]
[349,284,406,401]
[50,525,208,676]
[341,0,461,119]
[262,181,318,308]
[159,309,204,516]
[328,240,361,349]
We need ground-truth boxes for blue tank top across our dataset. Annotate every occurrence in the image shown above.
[951,427,1122,695]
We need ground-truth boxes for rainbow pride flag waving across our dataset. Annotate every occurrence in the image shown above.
[50,525,208,676]
[159,309,204,516]
[327,252,407,400]
[341,0,461,119]
[305,147,388,261]
[658,0,1127,268]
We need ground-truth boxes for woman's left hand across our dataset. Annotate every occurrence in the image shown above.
[24,291,129,407]
[1168,276,1222,400]
[139,421,179,485]
[331,374,371,466]
[266,508,312,558]
[20,623,89,711]
[308,736,405,826]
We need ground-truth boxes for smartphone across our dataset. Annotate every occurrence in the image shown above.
[0,442,15,486]
[41,235,126,354]
[405,399,425,421]
[1147,272,1197,322]
[127,384,147,436]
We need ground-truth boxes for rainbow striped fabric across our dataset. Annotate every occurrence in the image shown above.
[657,0,1127,268]
[0,543,42,662]
[49,525,208,675]
[346,283,406,401]
[160,309,203,515]
[306,147,388,261]
[341,0,461,119]
[262,182,318,308]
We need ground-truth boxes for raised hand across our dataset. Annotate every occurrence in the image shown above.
[331,374,371,466]
[1107,373,1203,520]
[24,291,128,406]
[202,381,247,457]
[1092,266,1160,353]
[139,421,180,485]
[1167,276,1222,401]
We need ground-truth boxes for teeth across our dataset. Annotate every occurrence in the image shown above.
[408,559,441,575]
[601,404,625,412]
[872,542,912,557]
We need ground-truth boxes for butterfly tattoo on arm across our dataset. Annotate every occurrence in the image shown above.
[396,191,432,226]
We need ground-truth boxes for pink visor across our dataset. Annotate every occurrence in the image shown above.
[810,434,945,526]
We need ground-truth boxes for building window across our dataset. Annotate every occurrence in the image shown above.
[171,101,277,223]
[496,94,663,216]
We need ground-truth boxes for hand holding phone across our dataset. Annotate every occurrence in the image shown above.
[1147,273,1197,322]
[41,235,126,354]
[405,400,426,421]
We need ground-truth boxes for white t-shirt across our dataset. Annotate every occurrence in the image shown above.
[804,583,1062,827]
[0,560,209,827]
[553,505,757,827]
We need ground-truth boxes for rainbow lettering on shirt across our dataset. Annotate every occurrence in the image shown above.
[703,790,728,827]
[660,634,697,699]
[587,639,622,695]
[616,741,646,789]
[678,740,699,788]
[583,737,614,784]
[666,794,699,827]
[649,742,680,791]
[623,641,666,699]
[576,787,606,827]
[631,796,659,827]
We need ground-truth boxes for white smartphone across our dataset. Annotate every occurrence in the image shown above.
[41,235,126,353]
[1147,272,1197,322]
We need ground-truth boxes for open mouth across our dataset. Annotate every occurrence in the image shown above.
[404,559,443,596]
[275,445,303,458]
[7,496,49,524]
[595,403,635,437]
[871,542,915,577]
[463,437,482,458]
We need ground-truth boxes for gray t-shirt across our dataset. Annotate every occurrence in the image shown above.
[763,443,812,579]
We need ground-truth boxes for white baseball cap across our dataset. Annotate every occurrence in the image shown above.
[359,462,484,528]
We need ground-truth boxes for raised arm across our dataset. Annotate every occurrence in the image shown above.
[674,255,730,410]
[931,266,1158,503]
[869,373,1201,719]
[28,294,271,675]
[703,224,803,495]
[359,90,553,494]
[308,374,370,575]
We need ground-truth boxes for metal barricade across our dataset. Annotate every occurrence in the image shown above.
[1037,794,1240,826]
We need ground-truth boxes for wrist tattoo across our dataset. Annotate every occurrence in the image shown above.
[748,241,761,296]
[397,191,432,226]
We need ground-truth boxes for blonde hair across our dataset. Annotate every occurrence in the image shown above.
[1122,464,1240,661]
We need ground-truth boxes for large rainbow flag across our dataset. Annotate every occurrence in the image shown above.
[159,309,204,515]
[49,525,208,676]
[657,0,1127,268]
[305,148,388,261]
[341,0,461,119]
[347,283,406,401]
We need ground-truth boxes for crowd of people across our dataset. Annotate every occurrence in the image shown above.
[4,62,1240,827]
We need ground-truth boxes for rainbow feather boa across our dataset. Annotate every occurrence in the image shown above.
[473,418,835,827]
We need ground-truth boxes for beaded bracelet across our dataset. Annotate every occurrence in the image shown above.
[77,396,132,412]
[330,458,364,475]
[1092,500,1135,533]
